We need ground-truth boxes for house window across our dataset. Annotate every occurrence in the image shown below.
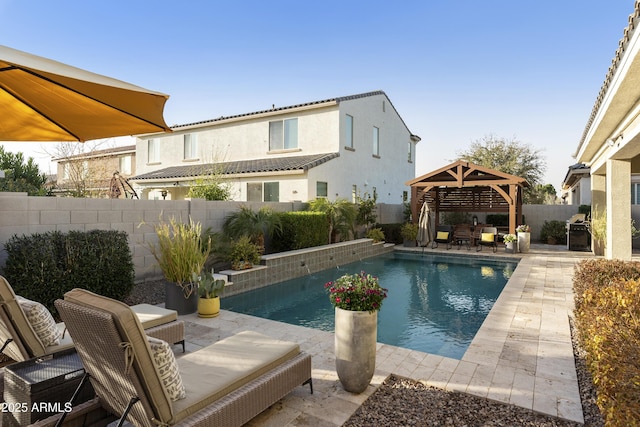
[345,115,354,149]
[402,191,408,202]
[269,118,298,150]
[632,183,640,205]
[372,127,380,157]
[317,181,328,198]
[352,185,357,203]
[184,134,197,160]
[264,182,279,202]
[247,182,280,202]
[407,141,413,162]
[81,160,89,179]
[119,155,132,175]
[147,139,159,163]
[63,163,70,180]
[247,183,262,202]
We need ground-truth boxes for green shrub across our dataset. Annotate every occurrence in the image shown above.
[573,259,640,425]
[3,230,135,315]
[578,204,591,215]
[377,223,403,244]
[272,211,329,252]
[366,227,385,242]
[486,214,509,226]
[539,220,567,244]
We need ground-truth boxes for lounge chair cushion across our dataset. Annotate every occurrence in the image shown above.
[436,231,449,240]
[481,233,494,242]
[63,288,174,422]
[172,331,301,420]
[148,336,186,401]
[0,276,46,357]
[16,296,62,347]
[131,304,178,329]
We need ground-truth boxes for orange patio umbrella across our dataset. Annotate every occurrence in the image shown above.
[0,45,171,142]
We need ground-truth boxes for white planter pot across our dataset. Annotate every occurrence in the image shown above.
[517,232,531,253]
[334,307,377,393]
[505,241,515,253]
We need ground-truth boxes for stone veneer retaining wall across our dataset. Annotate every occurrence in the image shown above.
[219,239,394,297]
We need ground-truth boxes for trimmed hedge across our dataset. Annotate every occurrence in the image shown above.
[272,211,329,251]
[573,259,640,425]
[3,230,135,315]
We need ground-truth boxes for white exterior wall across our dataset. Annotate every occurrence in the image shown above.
[565,177,591,206]
[133,92,416,204]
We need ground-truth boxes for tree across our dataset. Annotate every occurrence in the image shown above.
[308,198,358,243]
[528,184,558,205]
[456,134,546,203]
[187,177,232,201]
[0,147,49,196]
[48,141,113,197]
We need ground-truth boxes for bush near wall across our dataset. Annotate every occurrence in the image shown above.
[378,223,403,244]
[3,230,135,315]
[573,259,640,425]
[272,211,329,252]
[539,220,567,244]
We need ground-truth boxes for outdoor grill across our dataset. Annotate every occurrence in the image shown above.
[566,214,590,251]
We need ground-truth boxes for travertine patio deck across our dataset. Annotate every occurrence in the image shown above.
[179,244,592,426]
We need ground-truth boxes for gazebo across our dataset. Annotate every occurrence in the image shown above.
[406,160,529,234]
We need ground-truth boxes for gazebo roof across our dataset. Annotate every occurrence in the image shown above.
[406,160,529,234]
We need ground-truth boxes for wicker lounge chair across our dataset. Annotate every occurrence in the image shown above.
[0,275,184,363]
[432,225,454,249]
[453,224,472,250]
[476,227,498,252]
[55,289,313,427]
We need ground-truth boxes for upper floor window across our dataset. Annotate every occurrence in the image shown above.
[119,155,132,175]
[269,118,298,151]
[351,184,357,203]
[345,115,354,149]
[147,139,159,163]
[184,134,197,160]
[372,127,380,157]
[407,141,413,162]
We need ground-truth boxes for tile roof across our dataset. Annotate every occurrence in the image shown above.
[131,152,339,181]
[579,2,640,148]
[170,91,386,129]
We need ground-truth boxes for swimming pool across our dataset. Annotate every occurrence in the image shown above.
[222,251,518,359]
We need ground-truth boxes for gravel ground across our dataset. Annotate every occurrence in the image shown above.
[125,282,604,426]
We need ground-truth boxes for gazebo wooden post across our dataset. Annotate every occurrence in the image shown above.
[410,186,419,224]
[509,184,518,234]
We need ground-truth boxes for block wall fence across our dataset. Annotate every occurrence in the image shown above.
[3,193,624,283]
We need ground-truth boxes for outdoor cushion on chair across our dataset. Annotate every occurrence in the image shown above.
[477,227,498,252]
[56,288,312,426]
[432,225,454,249]
[0,275,184,363]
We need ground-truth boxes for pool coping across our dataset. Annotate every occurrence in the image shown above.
[180,244,592,425]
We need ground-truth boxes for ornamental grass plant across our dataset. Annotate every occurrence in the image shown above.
[325,271,388,313]
[147,216,212,297]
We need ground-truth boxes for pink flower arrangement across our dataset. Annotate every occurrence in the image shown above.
[325,271,388,313]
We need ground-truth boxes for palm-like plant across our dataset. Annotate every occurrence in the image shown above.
[222,206,282,253]
[308,198,358,243]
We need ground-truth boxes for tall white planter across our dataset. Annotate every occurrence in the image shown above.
[517,232,530,253]
[334,307,377,393]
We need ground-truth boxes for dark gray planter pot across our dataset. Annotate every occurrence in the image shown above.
[164,281,198,315]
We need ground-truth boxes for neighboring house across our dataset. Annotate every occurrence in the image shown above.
[130,91,420,203]
[573,3,640,259]
[53,145,137,198]
[561,163,591,206]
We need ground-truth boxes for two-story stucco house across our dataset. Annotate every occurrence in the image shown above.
[130,91,420,203]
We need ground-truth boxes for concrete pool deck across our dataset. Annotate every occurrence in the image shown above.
[178,243,593,425]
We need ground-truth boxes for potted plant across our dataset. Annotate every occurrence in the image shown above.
[503,233,517,253]
[228,235,261,270]
[148,216,212,315]
[401,222,418,247]
[325,271,388,393]
[194,269,225,318]
[516,224,531,253]
[366,227,385,243]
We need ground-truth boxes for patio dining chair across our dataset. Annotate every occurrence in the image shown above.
[432,225,454,250]
[453,224,472,250]
[476,227,498,253]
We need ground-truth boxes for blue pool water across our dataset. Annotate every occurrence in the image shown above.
[222,252,518,359]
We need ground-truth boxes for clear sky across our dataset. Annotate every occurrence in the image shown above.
[0,1,636,192]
